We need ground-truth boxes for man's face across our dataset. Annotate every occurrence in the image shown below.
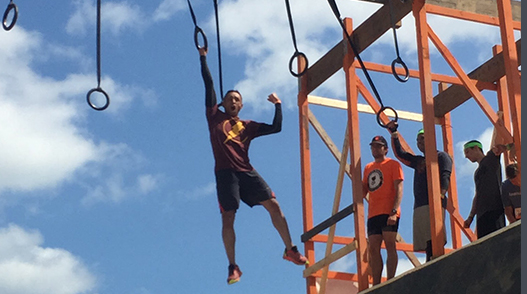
[416,134,425,153]
[464,147,477,163]
[222,92,243,117]
[370,143,387,159]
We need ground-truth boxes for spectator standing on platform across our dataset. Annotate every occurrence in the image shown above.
[502,163,521,224]
[362,135,404,285]
[387,122,452,261]
[463,140,511,238]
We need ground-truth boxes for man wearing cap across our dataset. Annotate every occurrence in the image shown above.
[387,122,452,261]
[362,135,404,285]
[463,140,511,238]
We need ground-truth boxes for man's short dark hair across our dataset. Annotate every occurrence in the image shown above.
[505,163,518,179]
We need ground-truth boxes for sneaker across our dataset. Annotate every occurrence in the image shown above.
[283,246,309,265]
[227,264,242,285]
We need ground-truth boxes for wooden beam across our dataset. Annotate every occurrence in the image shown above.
[301,204,355,243]
[302,0,413,94]
[425,4,521,30]
[434,38,521,117]
[307,109,352,178]
[425,0,521,22]
[360,61,497,91]
[319,126,351,294]
[303,241,358,278]
[308,95,424,122]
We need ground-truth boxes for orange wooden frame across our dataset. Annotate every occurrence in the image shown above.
[297,1,521,293]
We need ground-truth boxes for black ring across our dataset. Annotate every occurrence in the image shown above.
[194,27,208,51]
[2,2,17,31]
[391,57,409,83]
[288,51,308,77]
[87,87,110,111]
[376,106,398,128]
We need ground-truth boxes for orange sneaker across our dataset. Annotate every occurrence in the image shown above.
[227,264,242,285]
[283,246,309,265]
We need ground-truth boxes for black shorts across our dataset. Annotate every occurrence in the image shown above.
[367,214,400,236]
[215,169,275,213]
[476,209,505,238]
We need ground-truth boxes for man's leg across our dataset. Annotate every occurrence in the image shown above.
[382,231,399,280]
[222,210,236,265]
[261,198,294,249]
[368,234,384,285]
[261,198,308,265]
[425,240,432,262]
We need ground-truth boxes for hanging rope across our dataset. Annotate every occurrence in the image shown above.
[387,0,409,82]
[86,0,110,111]
[213,0,224,99]
[186,0,208,50]
[284,0,308,77]
[327,0,398,128]
[2,0,17,31]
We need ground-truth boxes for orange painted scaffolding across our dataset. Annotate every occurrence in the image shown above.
[296,0,521,293]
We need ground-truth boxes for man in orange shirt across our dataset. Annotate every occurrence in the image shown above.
[362,135,404,285]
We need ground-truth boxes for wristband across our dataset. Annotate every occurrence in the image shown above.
[506,143,514,150]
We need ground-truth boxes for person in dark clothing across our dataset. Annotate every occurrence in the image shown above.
[463,140,511,238]
[387,122,452,261]
[501,163,521,224]
[198,48,307,285]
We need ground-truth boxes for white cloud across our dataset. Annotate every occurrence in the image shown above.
[180,182,216,201]
[0,224,97,294]
[66,0,147,36]
[153,0,186,22]
[137,174,160,194]
[0,25,157,203]
[65,0,94,36]
[80,143,159,205]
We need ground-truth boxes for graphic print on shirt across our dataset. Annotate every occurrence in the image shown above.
[223,119,247,144]
[368,169,383,192]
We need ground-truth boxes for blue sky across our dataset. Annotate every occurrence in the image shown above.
[0,0,521,293]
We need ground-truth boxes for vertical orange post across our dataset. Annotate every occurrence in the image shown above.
[496,0,521,176]
[413,0,445,258]
[438,83,462,249]
[343,17,369,291]
[298,59,316,294]
[493,45,513,167]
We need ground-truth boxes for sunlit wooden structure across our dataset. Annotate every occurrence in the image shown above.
[296,0,521,293]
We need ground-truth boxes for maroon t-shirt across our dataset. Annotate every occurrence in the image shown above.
[206,104,263,172]
[200,55,282,172]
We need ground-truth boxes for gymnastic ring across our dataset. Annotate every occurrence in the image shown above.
[2,1,17,31]
[86,87,110,111]
[376,106,398,128]
[391,57,409,83]
[288,51,308,77]
[194,26,208,51]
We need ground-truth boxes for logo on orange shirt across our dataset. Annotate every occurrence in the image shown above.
[367,169,383,192]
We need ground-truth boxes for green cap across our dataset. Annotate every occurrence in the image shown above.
[417,129,424,137]
[463,140,482,150]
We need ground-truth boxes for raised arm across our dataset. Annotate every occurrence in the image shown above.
[256,93,282,136]
[390,131,416,167]
[199,48,217,108]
